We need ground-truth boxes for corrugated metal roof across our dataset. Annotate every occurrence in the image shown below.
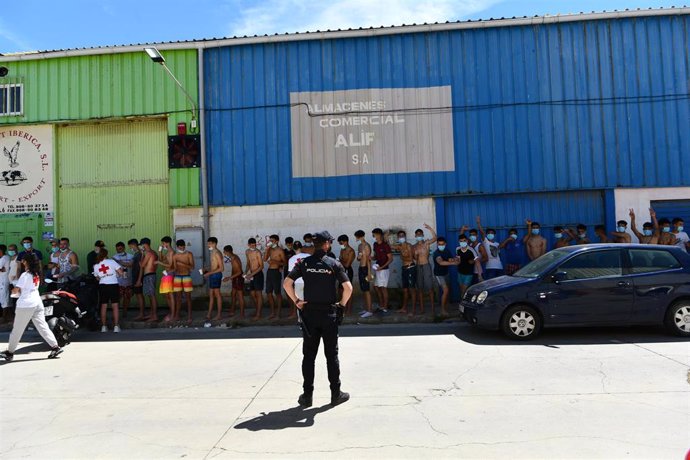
[1,6,688,61]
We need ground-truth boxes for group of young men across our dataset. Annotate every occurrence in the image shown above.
[1,208,687,325]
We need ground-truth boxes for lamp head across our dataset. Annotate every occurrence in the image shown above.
[144,47,165,64]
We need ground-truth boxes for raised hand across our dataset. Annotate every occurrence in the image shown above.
[629,208,635,218]
[649,208,656,218]
[525,219,532,226]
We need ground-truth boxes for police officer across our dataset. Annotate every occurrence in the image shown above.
[284,230,353,407]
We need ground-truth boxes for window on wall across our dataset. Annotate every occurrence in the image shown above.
[0,83,23,116]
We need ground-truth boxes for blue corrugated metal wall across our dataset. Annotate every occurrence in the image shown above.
[205,14,690,206]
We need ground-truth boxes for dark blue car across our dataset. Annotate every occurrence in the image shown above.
[461,244,690,340]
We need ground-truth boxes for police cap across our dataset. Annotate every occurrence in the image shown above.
[312,231,334,244]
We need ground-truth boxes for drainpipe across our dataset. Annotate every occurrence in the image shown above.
[198,47,210,265]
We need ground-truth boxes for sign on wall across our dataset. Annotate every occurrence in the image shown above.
[0,125,53,214]
[290,86,455,178]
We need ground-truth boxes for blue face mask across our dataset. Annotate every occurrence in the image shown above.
[437,245,446,251]
[643,229,653,236]
[416,236,424,242]
[22,242,31,250]
[51,247,59,253]
[531,229,540,235]
[554,233,563,239]
[617,226,626,233]
[469,235,477,242]
[510,234,518,240]
[486,234,495,241]
[459,242,468,248]
[678,226,684,232]
[662,226,671,233]
[8,250,16,257]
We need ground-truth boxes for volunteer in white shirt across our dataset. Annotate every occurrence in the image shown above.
[93,248,124,333]
[0,244,10,313]
[1,253,63,362]
[287,241,309,317]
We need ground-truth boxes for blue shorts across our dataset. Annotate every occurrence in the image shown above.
[458,273,473,287]
[208,272,222,289]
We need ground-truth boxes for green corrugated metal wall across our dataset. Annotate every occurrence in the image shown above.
[57,118,171,262]
[170,169,200,207]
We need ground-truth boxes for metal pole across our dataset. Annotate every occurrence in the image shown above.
[197,47,210,265]
[161,62,197,122]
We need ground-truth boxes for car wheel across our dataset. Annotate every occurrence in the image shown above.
[664,301,690,337]
[501,305,542,340]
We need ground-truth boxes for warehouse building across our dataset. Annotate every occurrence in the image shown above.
[2,7,689,298]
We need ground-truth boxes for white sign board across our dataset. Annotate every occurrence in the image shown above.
[0,125,54,214]
[290,86,455,178]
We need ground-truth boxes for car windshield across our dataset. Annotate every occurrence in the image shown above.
[513,249,569,278]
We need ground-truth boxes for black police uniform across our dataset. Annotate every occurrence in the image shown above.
[287,248,349,403]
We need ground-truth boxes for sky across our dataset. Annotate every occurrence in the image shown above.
[0,0,684,53]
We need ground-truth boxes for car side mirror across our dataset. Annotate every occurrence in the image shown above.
[551,272,567,283]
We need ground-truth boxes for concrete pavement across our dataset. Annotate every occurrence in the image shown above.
[0,323,688,459]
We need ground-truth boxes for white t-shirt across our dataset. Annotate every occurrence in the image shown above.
[93,259,122,285]
[15,271,42,308]
[483,240,504,270]
[288,253,309,297]
[0,255,9,284]
[674,231,689,253]
[8,258,20,284]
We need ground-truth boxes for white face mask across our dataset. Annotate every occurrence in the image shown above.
[208,247,214,251]
[398,237,406,243]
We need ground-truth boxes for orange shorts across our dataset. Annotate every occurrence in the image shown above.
[159,274,174,294]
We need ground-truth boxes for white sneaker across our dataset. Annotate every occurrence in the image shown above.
[101,325,108,333]
[113,325,121,333]
[361,311,373,318]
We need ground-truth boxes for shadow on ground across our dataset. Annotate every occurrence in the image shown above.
[234,404,333,431]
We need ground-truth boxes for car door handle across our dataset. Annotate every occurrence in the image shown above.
[617,281,630,287]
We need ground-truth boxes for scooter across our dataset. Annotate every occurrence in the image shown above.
[41,282,84,347]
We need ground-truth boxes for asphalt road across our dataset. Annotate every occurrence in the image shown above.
[1,323,688,459]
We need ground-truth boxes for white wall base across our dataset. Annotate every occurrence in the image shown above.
[173,198,437,290]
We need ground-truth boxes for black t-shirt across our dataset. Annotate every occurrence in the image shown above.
[288,250,348,304]
[455,247,476,275]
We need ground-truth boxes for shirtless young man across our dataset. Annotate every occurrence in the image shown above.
[264,234,286,320]
[567,224,591,245]
[594,225,609,243]
[658,218,678,246]
[136,238,159,322]
[610,220,632,243]
[413,223,437,315]
[172,239,194,323]
[157,236,175,321]
[337,234,356,315]
[354,230,373,317]
[245,238,265,320]
[553,226,573,249]
[391,230,416,315]
[223,245,244,318]
[523,220,547,261]
[204,237,224,323]
[630,208,660,244]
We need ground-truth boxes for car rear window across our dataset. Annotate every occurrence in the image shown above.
[628,249,681,274]
[557,250,623,280]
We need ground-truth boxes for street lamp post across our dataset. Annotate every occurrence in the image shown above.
[144,46,209,266]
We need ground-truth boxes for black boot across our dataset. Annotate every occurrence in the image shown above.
[298,393,313,407]
[0,350,14,362]
[331,390,349,406]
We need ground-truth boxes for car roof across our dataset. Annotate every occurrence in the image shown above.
[555,244,689,259]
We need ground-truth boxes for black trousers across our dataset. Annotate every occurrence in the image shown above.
[301,305,340,394]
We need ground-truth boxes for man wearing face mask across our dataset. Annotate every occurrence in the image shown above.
[284,230,353,408]
[567,224,591,245]
[54,238,79,288]
[657,218,677,246]
[610,220,632,243]
[433,237,454,316]
[524,220,547,261]
[500,228,523,275]
[17,237,43,273]
[454,234,478,298]
[264,235,286,320]
[476,216,504,280]
[413,224,437,314]
[354,230,373,317]
[172,239,195,322]
[302,233,315,255]
[112,242,134,318]
[86,240,105,273]
[46,239,60,281]
[594,225,609,243]
[390,230,416,315]
[671,218,689,252]
[203,237,225,325]
[127,239,146,320]
[4,244,20,323]
[630,208,659,244]
[553,226,573,249]
[467,225,487,285]
[245,238,265,320]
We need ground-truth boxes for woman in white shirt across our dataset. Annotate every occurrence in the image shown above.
[93,248,124,333]
[0,253,63,362]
